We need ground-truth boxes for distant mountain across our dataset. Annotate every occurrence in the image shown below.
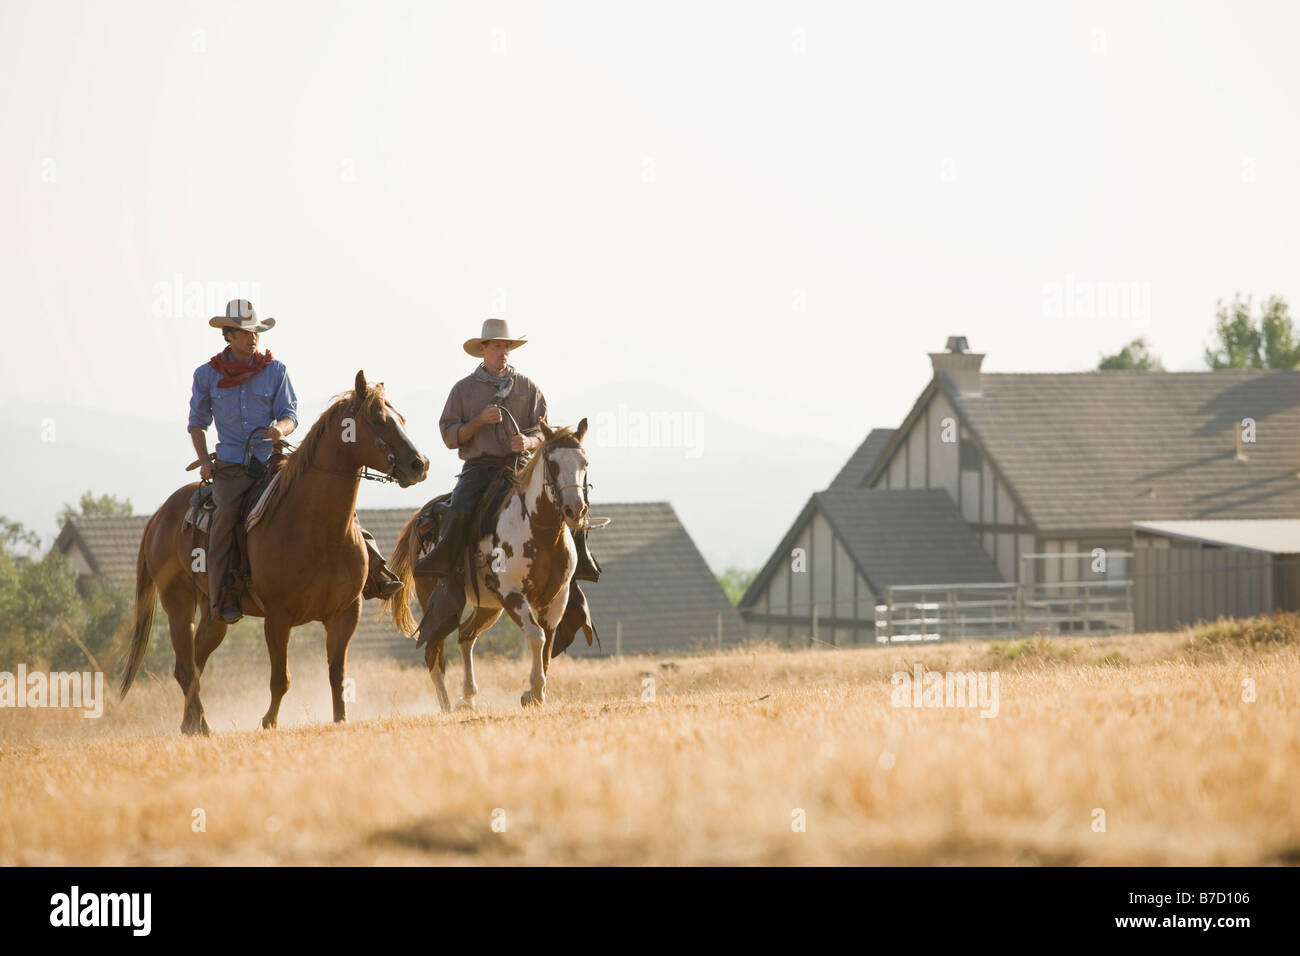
[0,398,186,551]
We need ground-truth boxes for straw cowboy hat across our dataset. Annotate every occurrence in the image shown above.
[209,299,276,333]
[463,318,527,357]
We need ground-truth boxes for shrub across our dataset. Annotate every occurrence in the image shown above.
[987,636,1077,665]
[1188,612,1300,650]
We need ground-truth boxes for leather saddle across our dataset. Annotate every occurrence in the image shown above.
[413,467,518,559]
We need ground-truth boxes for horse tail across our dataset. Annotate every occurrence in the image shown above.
[380,510,422,637]
[120,512,159,697]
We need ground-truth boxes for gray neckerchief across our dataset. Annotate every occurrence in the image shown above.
[472,362,515,401]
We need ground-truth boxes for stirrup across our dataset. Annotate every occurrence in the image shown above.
[413,548,455,579]
[573,528,602,583]
[415,579,464,647]
[414,512,469,579]
[363,572,403,600]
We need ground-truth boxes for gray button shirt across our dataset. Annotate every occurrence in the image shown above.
[439,369,548,461]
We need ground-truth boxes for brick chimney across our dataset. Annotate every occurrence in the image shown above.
[928,336,985,395]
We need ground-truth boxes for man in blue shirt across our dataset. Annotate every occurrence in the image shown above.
[188,299,401,623]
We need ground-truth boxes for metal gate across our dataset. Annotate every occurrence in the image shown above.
[874,553,1134,643]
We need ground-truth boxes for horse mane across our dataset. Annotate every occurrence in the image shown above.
[500,425,581,517]
[268,383,389,512]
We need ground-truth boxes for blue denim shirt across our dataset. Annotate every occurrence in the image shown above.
[188,352,298,464]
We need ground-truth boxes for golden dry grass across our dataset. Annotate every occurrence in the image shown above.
[2,623,1299,865]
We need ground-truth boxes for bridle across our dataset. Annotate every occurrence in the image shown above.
[291,405,405,484]
[498,404,594,531]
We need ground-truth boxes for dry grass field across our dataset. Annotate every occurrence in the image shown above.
[2,616,1299,865]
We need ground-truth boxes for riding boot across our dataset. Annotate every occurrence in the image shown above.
[416,576,466,648]
[218,579,243,624]
[572,526,602,583]
[362,537,403,599]
[413,510,471,579]
[218,551,244,623]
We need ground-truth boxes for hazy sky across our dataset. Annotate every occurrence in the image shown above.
[3,0,1299,564]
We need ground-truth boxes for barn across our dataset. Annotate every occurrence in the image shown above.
[52,501,742,657]
[741,337,1300,641]
[1131,519,1300,631]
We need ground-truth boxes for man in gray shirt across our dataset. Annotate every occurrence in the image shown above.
[414,318,601,583]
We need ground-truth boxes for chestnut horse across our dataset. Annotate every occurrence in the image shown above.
[119,371,428,734]
[384,418,592,710]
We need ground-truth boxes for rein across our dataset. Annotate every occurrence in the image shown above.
[498,407,594,532]
[278,436,399,484]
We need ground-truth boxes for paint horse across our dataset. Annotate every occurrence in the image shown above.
[120,371,428,734]
[385,418,593,710]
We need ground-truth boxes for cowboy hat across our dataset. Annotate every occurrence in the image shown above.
[209,299,276,333]
[463,318,527,357]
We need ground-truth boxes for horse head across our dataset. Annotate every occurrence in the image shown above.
[346,370,429,488]
[536,417,590,530]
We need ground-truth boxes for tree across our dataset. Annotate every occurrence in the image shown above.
[1098,337,1164,371]
[717,568,758,605]
[0,518,81,666]
[57,491,133,529]
[1,518,41,554]
[1261,298,1300,369]
[1205,294,1300,370]
[0,507,135,672]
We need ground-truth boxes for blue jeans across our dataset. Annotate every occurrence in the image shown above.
[448,459,511,515]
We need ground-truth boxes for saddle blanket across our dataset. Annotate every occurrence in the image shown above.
[183,472,281,536]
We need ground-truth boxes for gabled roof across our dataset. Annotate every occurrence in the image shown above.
[50,503,738,656]
[816,489,1003,591]
[828,428,896,489]
[865,369,1300,533]
[564,501,745,654]
[740,488,1003,608]
[54,515,146,583]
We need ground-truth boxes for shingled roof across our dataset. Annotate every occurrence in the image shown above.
[52,502,739,658]
[866,369,1300,533]
[828,428,896,489]
[563,502,746,656]
[740,488,1003,609]
[54,515,148,585]
[816,489,1003,591]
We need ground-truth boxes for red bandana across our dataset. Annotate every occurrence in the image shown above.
[210,349,274,388]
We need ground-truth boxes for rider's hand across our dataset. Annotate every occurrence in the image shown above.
[478,405,503,426]
[265,424,283,442]
[199,462,214,480]
[510,433,533,453]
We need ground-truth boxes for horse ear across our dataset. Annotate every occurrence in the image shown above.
[575,417,588,443]
[351,370,367,411]
[538,418,553,441]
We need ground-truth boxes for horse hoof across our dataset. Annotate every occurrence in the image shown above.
[260,715,277,730]
[455,698,475,711]
[199,716,212,736]
[520,690,543,708]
